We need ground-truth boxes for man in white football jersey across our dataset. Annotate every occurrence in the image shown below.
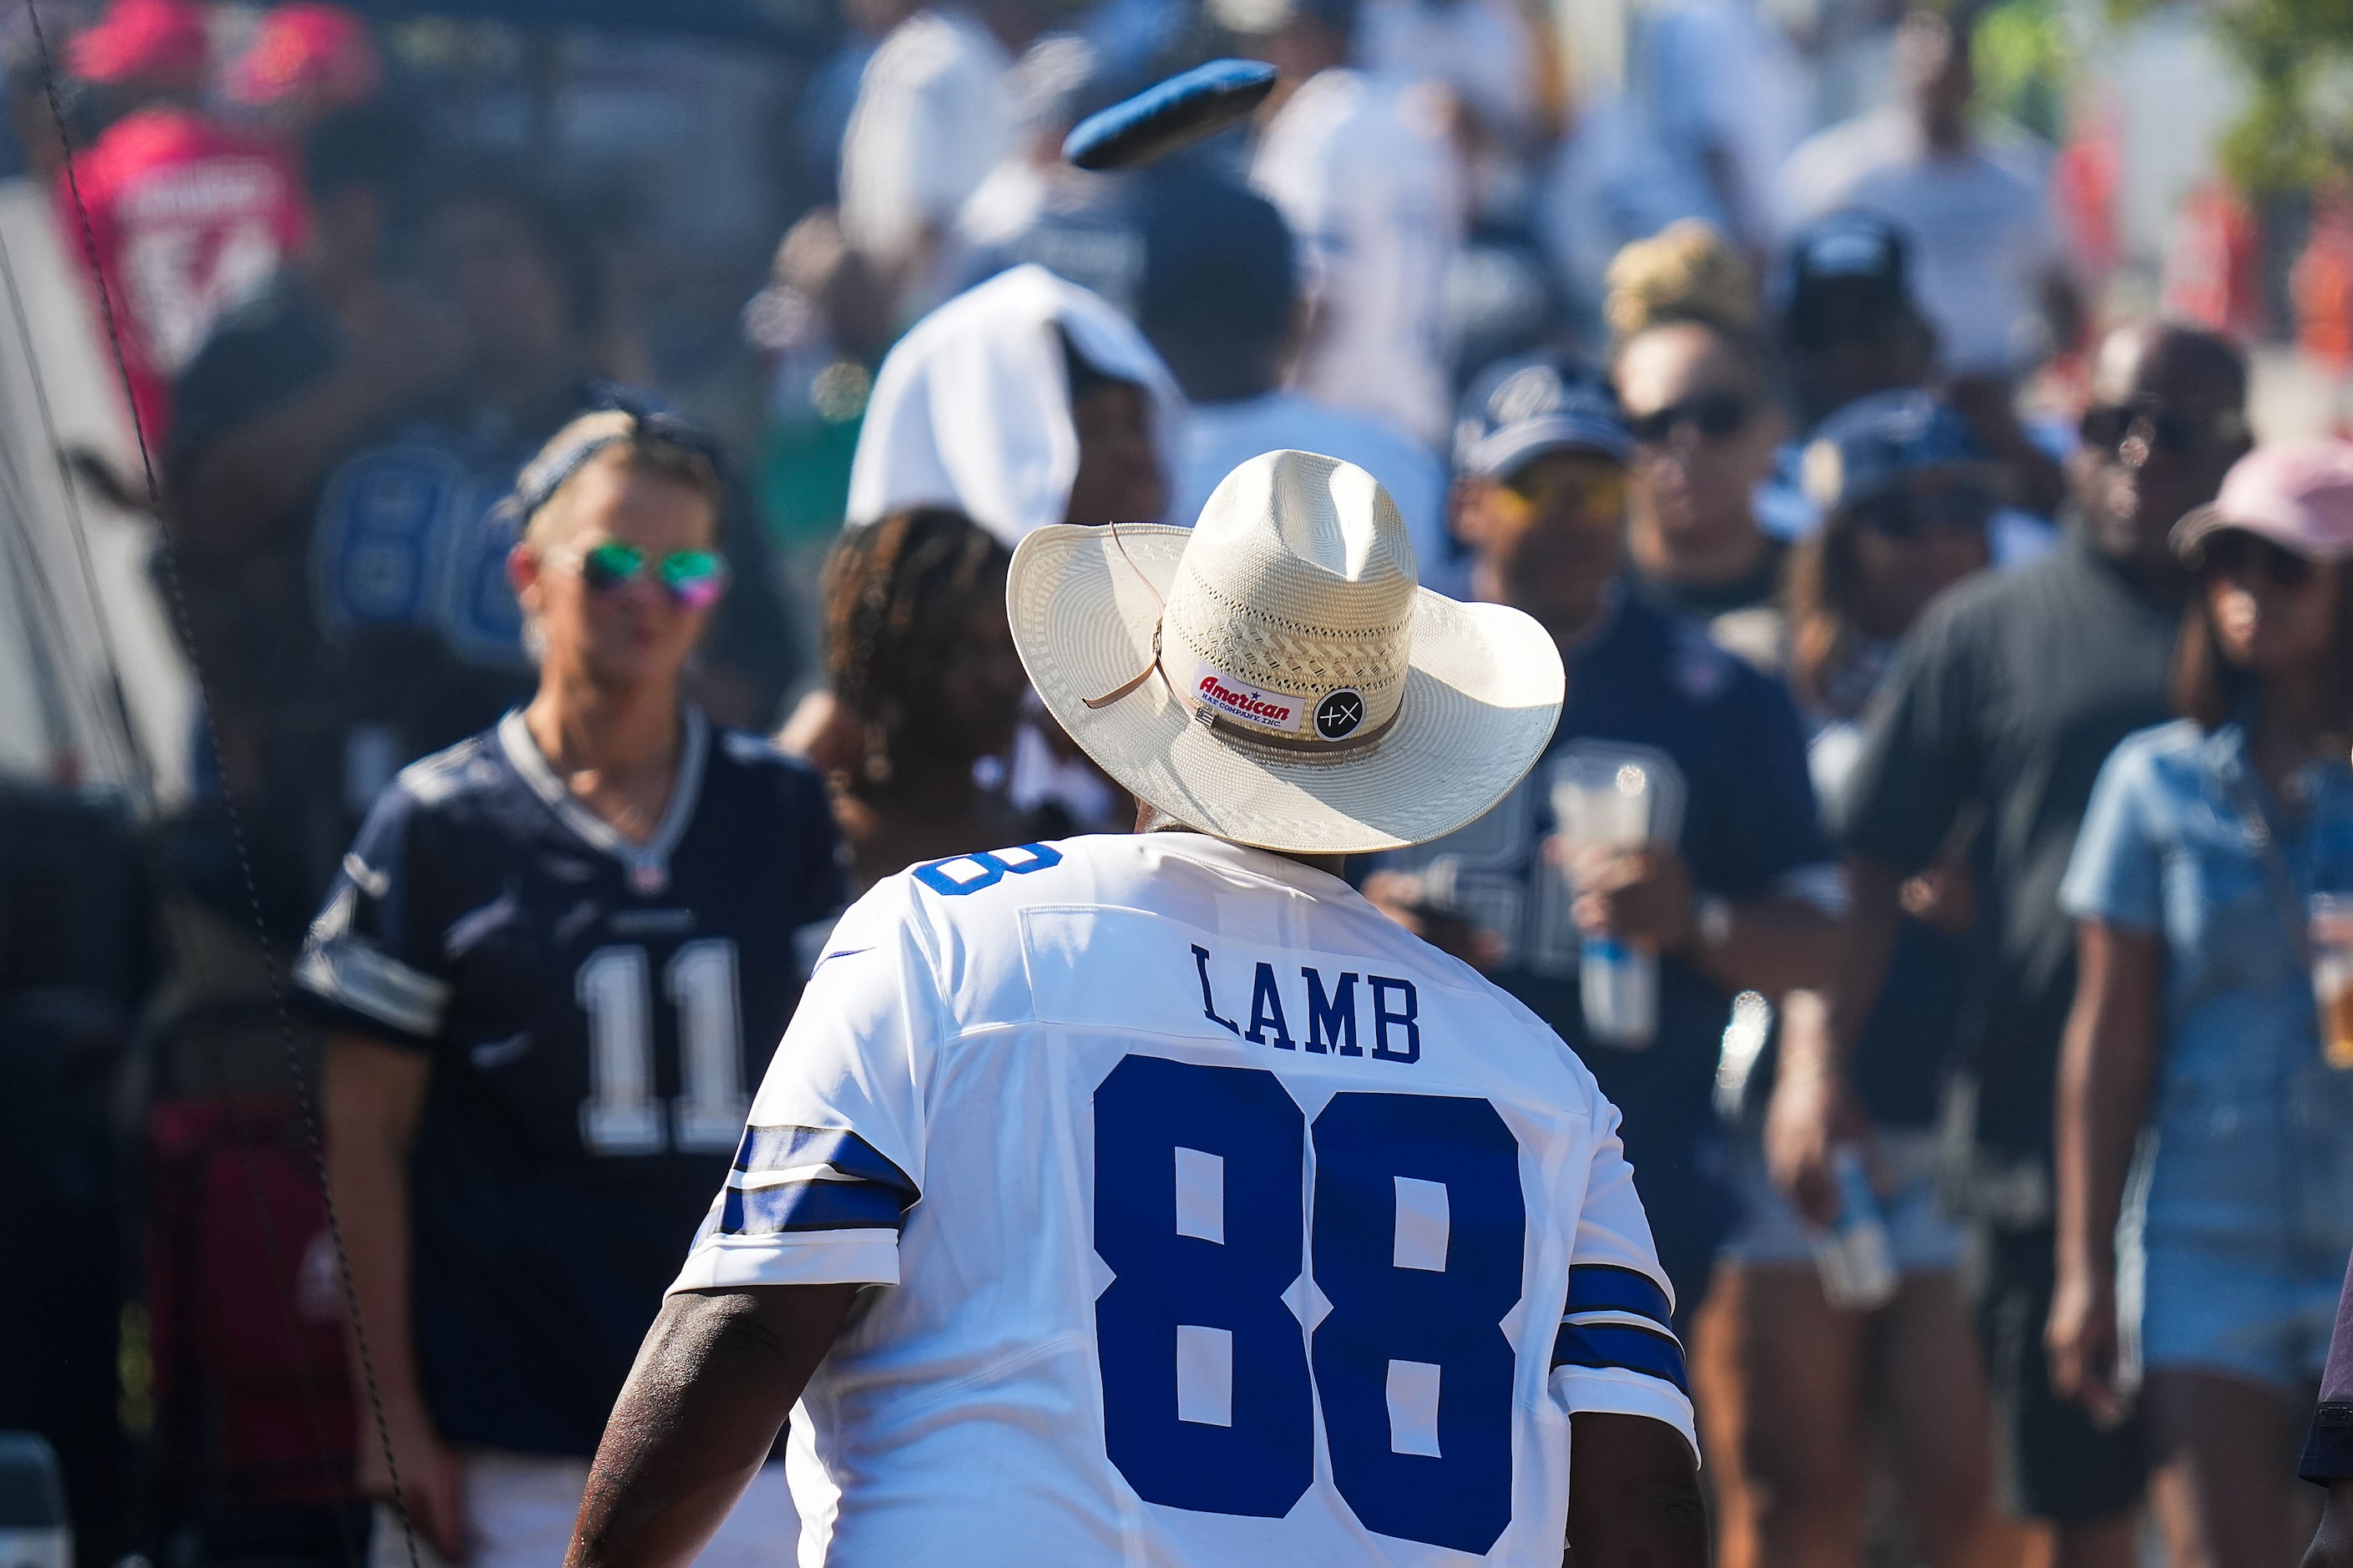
[566,450,1708,1568]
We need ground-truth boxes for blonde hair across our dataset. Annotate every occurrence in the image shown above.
[1603,220,1759,344]
[516,408,724,549]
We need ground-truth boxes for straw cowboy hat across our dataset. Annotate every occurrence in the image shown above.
[1008,449,1566,854]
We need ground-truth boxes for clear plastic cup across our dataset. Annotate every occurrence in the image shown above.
[1551,751,1683,1050]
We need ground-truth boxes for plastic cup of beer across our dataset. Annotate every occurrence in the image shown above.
[2313,893,2353,1070]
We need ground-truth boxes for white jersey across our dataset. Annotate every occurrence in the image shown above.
[671,832,1695,1566]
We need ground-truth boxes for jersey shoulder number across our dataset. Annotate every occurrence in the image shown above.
[909,842,1063,898]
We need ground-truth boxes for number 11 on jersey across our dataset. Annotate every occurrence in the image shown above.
[577,938,749,1156]
[1094,1055,1527,1554]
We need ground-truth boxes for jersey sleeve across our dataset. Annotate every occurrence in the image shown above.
[290,780,453,1048]
[669,880,945,1293]
[1547,1097,1699,1459]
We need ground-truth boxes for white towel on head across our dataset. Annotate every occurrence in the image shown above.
[846,264,1187,548]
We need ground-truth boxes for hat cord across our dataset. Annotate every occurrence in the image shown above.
[1081,617,1168,710]
[1080,522,1172,711]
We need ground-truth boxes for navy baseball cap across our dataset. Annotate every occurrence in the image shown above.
[1455,354,1633,480]
[1800,390,1990,512]
[1782,211,1915,348]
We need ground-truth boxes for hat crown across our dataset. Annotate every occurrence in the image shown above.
[1163,451,1417,743]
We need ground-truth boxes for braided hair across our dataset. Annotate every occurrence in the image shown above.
[823,509,1014,784]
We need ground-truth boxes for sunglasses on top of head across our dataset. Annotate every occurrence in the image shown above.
[2077,400,2248,459]
[1625,389,1753,447]
[2199,530,2318,589]
[562,540,730,609]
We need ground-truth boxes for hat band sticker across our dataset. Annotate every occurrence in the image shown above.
[1179,657,1399,756]
[1069,621,1403,757]
[1186,658,1304,734]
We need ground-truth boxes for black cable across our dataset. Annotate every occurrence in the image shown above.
[20,8,423,1565]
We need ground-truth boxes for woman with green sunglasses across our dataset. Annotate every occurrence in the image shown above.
[306,407,840,1565]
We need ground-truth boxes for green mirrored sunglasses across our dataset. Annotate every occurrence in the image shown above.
[572,541,728,609]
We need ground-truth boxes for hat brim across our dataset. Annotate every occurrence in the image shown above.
[1461,417,1633,478]
[1009,524,1566,855]
[2170,503,2353,564]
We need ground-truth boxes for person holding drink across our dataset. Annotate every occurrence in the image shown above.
[2050,442,2353,1568]
[1368,353,1844,1318]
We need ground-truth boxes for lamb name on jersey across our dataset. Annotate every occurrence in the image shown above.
[671,830,1696,1566]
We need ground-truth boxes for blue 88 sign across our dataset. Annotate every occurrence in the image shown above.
[1092,1055,1527,1554]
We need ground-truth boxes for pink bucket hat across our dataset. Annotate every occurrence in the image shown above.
[2173,440,2353,564]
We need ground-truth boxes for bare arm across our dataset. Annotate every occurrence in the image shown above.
[1688,892,1840,999]
[1762,856,1906,1224]
[1566,1414,1709,1568]
[2047,918,2163,1424]
[569,1283,859,1568]
[1567,847,1841,999]
[325,1029,467,1557]
[2307,1482,2353,1568]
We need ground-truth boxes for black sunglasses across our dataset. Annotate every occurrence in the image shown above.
[2078,400,2247,459]
[1850,483,1997,540]
[1626,389,1753,447]
[2201,529,2317,589]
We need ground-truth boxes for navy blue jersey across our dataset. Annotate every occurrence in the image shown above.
[294,707,844,1455]
[1386,593,1835,1302]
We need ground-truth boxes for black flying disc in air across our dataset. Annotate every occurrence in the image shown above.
[1063,58,1279,171]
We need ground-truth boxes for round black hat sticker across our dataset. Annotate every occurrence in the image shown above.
[1314,688,1365,741]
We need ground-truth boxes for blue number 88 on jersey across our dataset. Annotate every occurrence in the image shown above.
[1094,1055,1526,1555]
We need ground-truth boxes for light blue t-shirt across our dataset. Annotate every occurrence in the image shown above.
[2061,719,2353,1257]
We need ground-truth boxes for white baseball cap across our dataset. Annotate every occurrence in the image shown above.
[1007,449,1566,854]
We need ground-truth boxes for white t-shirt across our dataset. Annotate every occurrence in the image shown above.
[672,831,1697,1566]
[838,8,1015,273]
[1777,110,2063,377]
[1252,69,1465,447]
[1177,392,1457,593]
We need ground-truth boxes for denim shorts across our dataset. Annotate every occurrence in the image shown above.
[2125,1083,2353,1392]
[2128,1241,2340,1393]
[1721,1125,1967,1274]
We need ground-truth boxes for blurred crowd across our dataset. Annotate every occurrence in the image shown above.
[3,0,2353,1563]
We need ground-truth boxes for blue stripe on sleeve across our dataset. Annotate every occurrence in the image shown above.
[731,1125,917,1197]
[1551,1321,1690,1394]
[1565,1264,1674,1328]
[720,1178,912,1236]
